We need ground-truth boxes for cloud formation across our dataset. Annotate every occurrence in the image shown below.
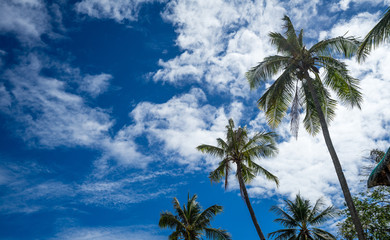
[75,0,160,22]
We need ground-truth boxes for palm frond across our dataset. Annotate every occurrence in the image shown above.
[310,36,360,58]
[282,15,301,54]
[309,205,336,226]
[311,227,337,240]
[258,66,296,128]
[246,55,291,89]
[270,205,299,228]
[204,227,232,240]
[239,163,257,183]
[301,75,337,135]
[269,32,299,57]
[195,204,223,227]
[357,7,390,62]
[197,144,225,158]
[268,228,297,240]
[168,231,181,240]
[173,197,188,225]
[322,64,362,109]
[209,159,231,188]
[247,160,279,186]
[159,212,185,229]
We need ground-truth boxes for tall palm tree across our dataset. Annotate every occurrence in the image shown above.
[159,194,231,240]
[246,15,366,240]
[269,194,337,240]
[357,7,390,61]
[197,118,279,240]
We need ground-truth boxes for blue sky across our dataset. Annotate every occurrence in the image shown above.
[1,0,390,239]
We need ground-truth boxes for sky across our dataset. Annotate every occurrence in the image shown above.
[1,0,390,239]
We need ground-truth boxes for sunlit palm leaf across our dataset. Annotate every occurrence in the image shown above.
[310,36,360,58]
[247,55,291,89]
[357,7,390,61]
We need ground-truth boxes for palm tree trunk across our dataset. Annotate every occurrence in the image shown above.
[236,162,266,240]
[305,75,366,240]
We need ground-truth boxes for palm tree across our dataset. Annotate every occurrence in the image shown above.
[269,194,336,240]
[197,118,279,240]
[246,15,366,240]
[357,7,390,61]
[159,194,231,240]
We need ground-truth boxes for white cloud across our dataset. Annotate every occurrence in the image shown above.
[75,0,160,22]
[79,73,112,97]
[332,0,387,11]
[319,11,380,40]
[2,54,113,147]
[154,0,285,97]
[53,225,166,240]
[128,88,244,168]
[0,0,51,45]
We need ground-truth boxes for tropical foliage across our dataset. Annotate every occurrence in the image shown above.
[269,194,337,240]
[358,7,390,61]
[159,194,231,240]
[197,118,278,240]
[338,187,390,240]
[338,149,390,239]
[246,15,366,240]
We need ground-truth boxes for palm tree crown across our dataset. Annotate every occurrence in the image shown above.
[247,15,362,138]
[269,194,337,240]
[197,118,278,240]
[159,194,231,240]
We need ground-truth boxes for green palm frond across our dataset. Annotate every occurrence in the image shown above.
[195,205,223,226]
[196,144,225,158]
[173,197,188,225]
[159,212,185,229]
[248,160,279,186]
[168,231,181,240]
[310,36,360,58]
[247,55,291,89]
[204,227,232,240]
[357,7,390,62]
[209,159,230,187]
[282,15,301,54]
[312,228,337,240]
[258,66,296,128]
[323,66,362,109]
[270,205,299,228]
[269,32,299,57]
[309,205,336,226]
[268,228,297,239]
[239,162,257,183]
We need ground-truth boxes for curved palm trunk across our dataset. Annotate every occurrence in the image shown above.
[236,162,266,240]
[305,75,366,240]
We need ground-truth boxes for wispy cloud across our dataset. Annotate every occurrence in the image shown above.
[0,0,50,45]
[75,0,162,22]
[52,225,166,240]
[0,158,183,214]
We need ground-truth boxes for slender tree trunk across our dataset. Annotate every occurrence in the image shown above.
[305,75,366,240]
[236,162,266,240]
